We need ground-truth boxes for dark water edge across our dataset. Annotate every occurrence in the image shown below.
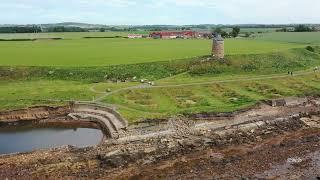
[0,125,103,155]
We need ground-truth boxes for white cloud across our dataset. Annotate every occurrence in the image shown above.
[216,0,320,23]
[0,2,33,9]
[0,0,319,24]
[147,0,216,8]
[79,0,137,7]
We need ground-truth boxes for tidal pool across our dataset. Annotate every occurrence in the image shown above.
[0,126,103,155]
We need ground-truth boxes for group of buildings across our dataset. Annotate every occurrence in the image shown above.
[128,31,211,39]
[128,31,224,59]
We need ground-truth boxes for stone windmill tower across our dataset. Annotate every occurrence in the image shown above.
[212,33,225,59]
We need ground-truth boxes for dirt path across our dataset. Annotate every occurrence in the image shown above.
[15,70,316,113]
[94,84,151,102]
[91,70,316,103]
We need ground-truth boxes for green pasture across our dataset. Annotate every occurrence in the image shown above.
[1,45,320,122]
[103,72,320,122]
[0,80,95,110]
[1,31,320,122]
[256,32,320,44]
[2,71,320,123]
[0,38,303,66]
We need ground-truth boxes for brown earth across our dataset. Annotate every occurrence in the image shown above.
[112,129,320,180]
[1,97,320,179]
[0,105,71,122]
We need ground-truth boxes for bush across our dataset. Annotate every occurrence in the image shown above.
[294,25,314,32]
[306,46,315,52]
[188,62,223,76]
[241,63,258,72]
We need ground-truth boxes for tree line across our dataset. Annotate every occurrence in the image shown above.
[276,25,318,32]
[1,24,318,34]
[46,26,86,32]
[0,26,87,33]
[0,26,41,33]
[213,27,241,38]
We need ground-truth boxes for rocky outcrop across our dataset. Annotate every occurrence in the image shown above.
[267,97,309,107]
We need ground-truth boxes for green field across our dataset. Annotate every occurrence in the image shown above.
[104,73,320,122]
[0,80,95,110]
[0,38,303,66]
[1,31,320,123]
[256,32,320,44]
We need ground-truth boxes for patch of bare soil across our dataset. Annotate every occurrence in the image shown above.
[111,129,320,180]
[1,97,320,179]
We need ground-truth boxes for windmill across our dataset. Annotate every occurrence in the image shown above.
[212,33,225,59]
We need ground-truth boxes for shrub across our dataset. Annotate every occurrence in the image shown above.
[188,62,223,76]
[241,63,258,72]
[306,46,315,52]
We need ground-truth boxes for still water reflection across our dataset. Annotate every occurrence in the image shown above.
[0,126,103,155]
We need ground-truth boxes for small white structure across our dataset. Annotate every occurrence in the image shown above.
[128,34,143,39]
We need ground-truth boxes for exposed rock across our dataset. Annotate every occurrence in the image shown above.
[0,106,72,122]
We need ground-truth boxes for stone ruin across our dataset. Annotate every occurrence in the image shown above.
[212,33,225,59]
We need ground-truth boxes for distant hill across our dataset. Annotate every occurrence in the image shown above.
[0,23,319,33]
[0,22,108,29]
[41,22,108,29]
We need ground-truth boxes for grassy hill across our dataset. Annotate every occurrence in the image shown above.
[100,46,320,121]
[1,46,320,122]
[1,31,320,122]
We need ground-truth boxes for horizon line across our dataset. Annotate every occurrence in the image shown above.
[1,22,320,27]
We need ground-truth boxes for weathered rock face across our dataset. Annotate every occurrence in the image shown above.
[268,97,308,107]
[0,106,72,122]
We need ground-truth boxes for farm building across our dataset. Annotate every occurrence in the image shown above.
[128,34,143,39]
[149,31,198,39]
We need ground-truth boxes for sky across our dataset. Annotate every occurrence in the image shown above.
[1,0,319,25]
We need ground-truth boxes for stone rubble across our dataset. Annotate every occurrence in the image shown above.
[1,96,320,178]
